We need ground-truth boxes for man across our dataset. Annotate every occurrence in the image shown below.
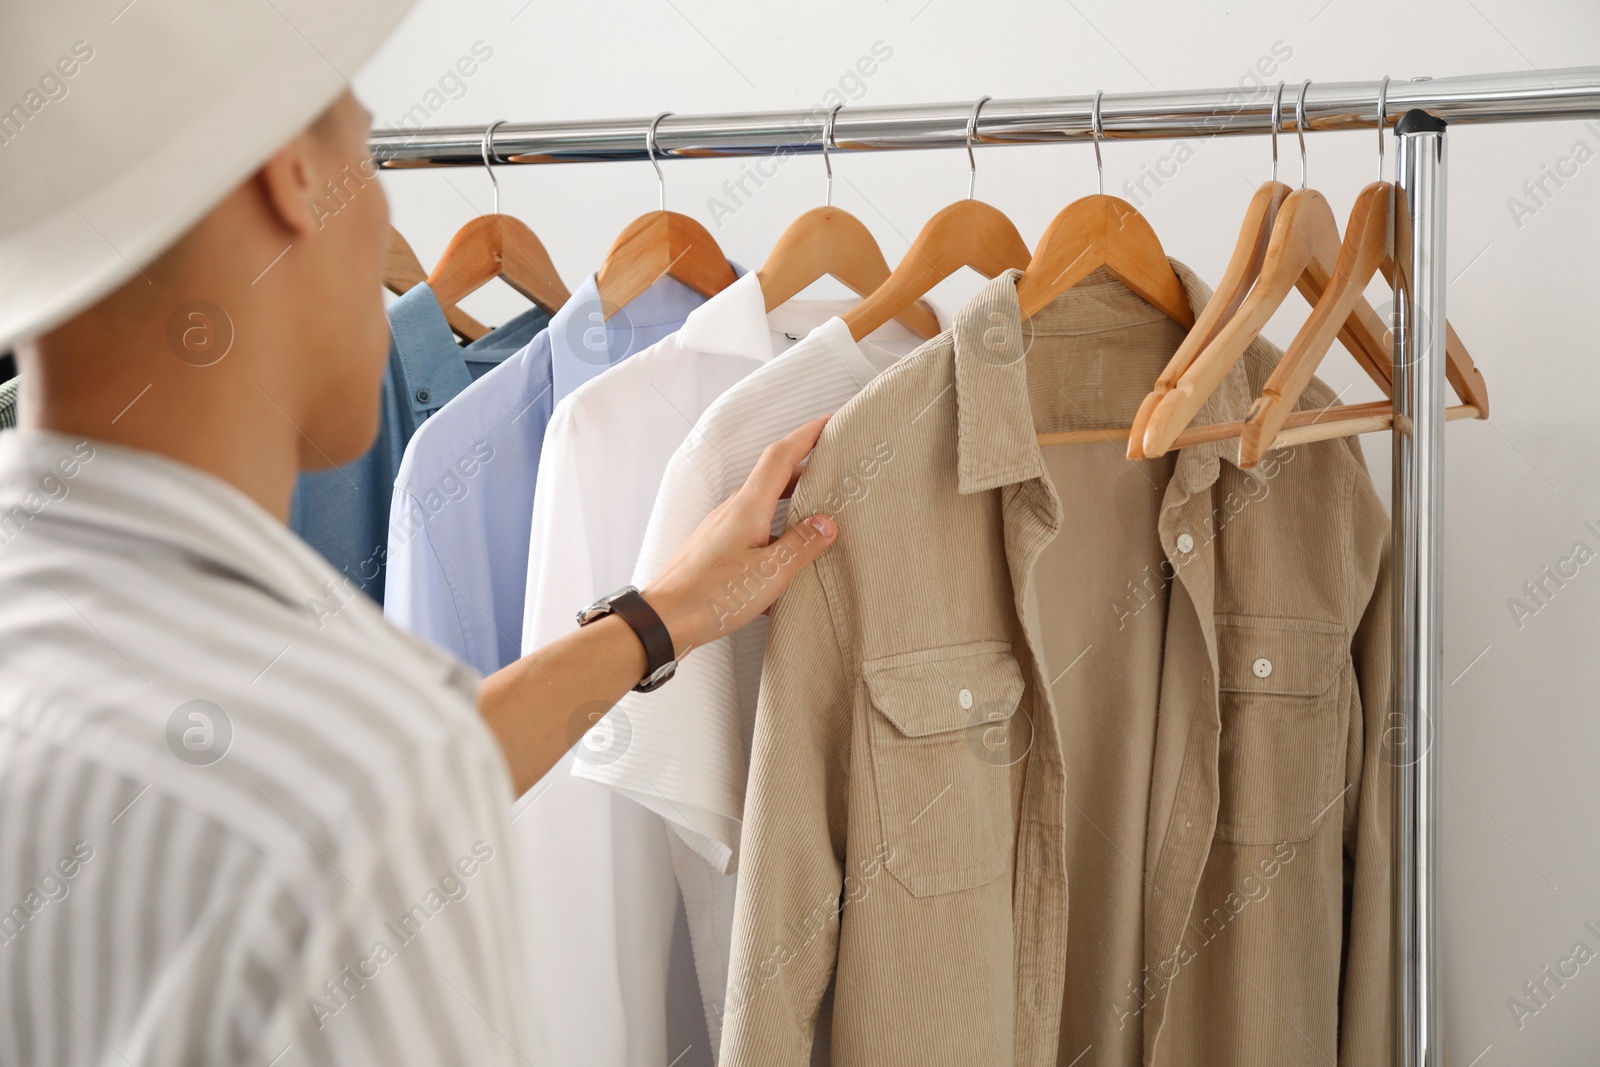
[0,3,835,1064]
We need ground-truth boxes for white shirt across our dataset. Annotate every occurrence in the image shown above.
[0,431,541,1067]
[574,315,932,1048]
[516,273,927,1067]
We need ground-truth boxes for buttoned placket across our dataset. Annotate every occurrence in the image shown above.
[947,266,1274,1065]
[1141,451,1247,1066]
[1000,439,1235,1067]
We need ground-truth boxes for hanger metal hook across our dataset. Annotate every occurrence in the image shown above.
[965,95,991,200]
[824,102,843,207]
[1091,89,1105,195]
[1376,75,1391,182]
[646,111,672,212]
[1295,79,1311,190]
[1270,81,1285,183]
[481,120,506,215]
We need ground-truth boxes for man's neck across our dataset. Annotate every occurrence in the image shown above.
[19,316,305,524]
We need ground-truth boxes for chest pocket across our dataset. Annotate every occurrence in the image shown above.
[1214,614,1349,845]
[863,641,1025,897]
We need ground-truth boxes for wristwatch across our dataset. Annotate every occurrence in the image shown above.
[576,585,678,693]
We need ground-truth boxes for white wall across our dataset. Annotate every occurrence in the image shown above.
[356,1,1600,1060]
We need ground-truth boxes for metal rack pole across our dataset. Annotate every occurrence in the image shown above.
[1393,108,1449,1067]
[369,66,1600,167]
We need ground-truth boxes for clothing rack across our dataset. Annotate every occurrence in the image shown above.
[369,66,1600,1067]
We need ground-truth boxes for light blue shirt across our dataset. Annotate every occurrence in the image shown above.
[383,272,709,675]
[288,286,551,605]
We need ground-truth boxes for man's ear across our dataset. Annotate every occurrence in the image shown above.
[255,132,323,240]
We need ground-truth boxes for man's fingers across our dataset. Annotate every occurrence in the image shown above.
[764,512,837,591]
[741,416,829,506]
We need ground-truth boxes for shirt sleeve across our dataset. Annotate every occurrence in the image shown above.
[1338,461,1395,1067]
[719,555,853,1066]
[570,453,747,870]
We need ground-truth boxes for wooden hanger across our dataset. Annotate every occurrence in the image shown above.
[1014,93,1193,330]
[594,112,737,319]
[384,225,488,341]
[757,105,939,339]
[842,97,1031,342]
[1137,82,1394,459]
[1014,194,1195,325]
[1042,83,1487,459]
[1125,85,1298,460]
[1235,123,1492,464]
[1124,180,1290,458]
[1237,181,1395,465]
[1233,81,1487,464]
[426,121,572,332]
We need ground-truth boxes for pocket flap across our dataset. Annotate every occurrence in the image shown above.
[1216,614,1345,697]
[864,641,1024,738]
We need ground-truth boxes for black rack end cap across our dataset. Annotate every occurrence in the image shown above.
[1394,109,1447,135]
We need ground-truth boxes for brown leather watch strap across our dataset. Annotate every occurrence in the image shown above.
[606,589,676,692]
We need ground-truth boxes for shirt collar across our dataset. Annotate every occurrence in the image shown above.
[464,301,551,357]
[674,270,778,362]
[1,430,346,610]
[0,430,473,684]
[951,260,1257,498]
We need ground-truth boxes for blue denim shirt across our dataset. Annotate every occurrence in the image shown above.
[288,286,550,604]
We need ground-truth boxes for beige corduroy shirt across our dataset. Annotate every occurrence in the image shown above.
[719,264,1394,1067]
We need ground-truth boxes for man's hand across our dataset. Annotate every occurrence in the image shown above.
[480,416,836,795]
[642,415,837,657]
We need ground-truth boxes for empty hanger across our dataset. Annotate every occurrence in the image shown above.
[1125,82,1294,459]
[384,225,489,340]
[1238,77,1489,464]
[594,112,738,319]
[1137,80,1393,459]
[427,121,573,329]
[757,103,939,339]
[841,96,1032,342]
[1015,90,1194,327]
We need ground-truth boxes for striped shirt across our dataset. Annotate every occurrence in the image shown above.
[0,431,545,1067]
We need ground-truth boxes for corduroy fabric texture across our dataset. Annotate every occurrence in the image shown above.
[719,263,1394,1067]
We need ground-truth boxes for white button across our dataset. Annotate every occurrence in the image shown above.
[1185,818,1193,829]
[958,687,974,710]
[1176,532,1195,554]
[1252,657,1273,679]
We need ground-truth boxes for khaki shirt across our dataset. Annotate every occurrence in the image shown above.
[719,264,1394,1067]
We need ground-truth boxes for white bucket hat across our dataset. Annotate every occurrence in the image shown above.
[0,0,417,351]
